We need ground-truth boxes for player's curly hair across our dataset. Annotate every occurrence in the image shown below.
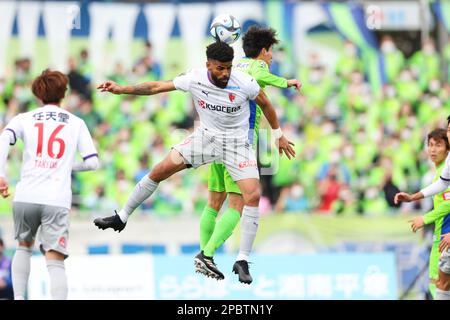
[206,41,234,62]
[242,25,279,58]
[428,128,450,149]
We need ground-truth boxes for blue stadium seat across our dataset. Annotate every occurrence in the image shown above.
[147,244,166,254]
[342,242,358,252]
[121,243,166,254]
[88,244,109,254]
[180,244,200,254]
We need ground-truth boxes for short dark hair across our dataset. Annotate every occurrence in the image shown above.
[447,115,450,127]
[206,41,234,62]
[242,25,279,58]
[32,70,68,104]
[428,128,450,149]
[0,238,3,247]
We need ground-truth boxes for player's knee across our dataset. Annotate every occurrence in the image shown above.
[243,189,260,207]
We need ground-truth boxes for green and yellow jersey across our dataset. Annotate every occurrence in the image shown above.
[423,161,450,298]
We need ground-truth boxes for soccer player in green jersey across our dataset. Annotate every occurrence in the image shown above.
[395,121,450,300]
[407,128,450,298]
[196,26,301,284]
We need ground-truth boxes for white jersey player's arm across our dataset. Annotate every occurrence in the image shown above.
[420,178,450,198]
[395,157,450,204]
[97,80,177,96]
[74,121,99,172]
[72,155,99,172]
[255,90,296,159]
[420,160,450,198]
[0,130,14,177]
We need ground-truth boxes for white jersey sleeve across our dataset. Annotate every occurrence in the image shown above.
[4,114,24,145]
[173,70,193,92]
[420,155,450,197]
[246,76,260,100]
[77,121,97,160]
[441,156,450,182]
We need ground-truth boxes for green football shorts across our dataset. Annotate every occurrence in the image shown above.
[207,162,242,194]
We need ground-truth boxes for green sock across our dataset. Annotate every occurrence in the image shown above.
[200,206,218,250]
[203,208,240,257]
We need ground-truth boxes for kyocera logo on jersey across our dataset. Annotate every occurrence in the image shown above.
[239,160,257,168]
[197,99,241,113]
[443,192,450,200]
[229,93,235,102]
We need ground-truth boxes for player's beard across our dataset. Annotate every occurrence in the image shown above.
[211,73,229,88]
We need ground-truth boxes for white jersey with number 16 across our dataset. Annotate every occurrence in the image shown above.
[4,104,97,209]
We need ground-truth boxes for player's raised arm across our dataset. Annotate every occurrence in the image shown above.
[253,64,301,92]
[97,80,177,96]
[255,89,296,159]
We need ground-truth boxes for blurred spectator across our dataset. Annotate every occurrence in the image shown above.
[335,41,363,81]
[67,57,91,98]
[78,49,92,81]
[135,41,162,80]
[410,38,440,90]
[275,183,309,213]
[317,165,343,213]
[73,98,102,132]
[83,185,117,213]
[380,35,405,83]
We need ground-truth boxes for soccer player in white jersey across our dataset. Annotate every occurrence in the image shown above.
[94,41,296,280]
[0,70,99,299]
[395,116,450,300]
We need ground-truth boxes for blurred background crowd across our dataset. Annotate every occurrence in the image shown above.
[2,0,450,299]
[1,33,450,219]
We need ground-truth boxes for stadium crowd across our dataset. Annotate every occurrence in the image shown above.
[1,36,450,218]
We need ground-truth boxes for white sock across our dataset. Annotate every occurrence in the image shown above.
[118,175,159,223]
[236,206,259,262]
[436,288,450,300]
[12,246,32,300]
[46,260,68,300]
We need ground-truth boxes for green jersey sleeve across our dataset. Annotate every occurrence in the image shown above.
[423,199,450,224]
[252,61,288,89]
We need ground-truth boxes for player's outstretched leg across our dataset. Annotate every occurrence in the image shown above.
[94,210,126,232]
[194,251,224,280]
[94,149,187,232]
